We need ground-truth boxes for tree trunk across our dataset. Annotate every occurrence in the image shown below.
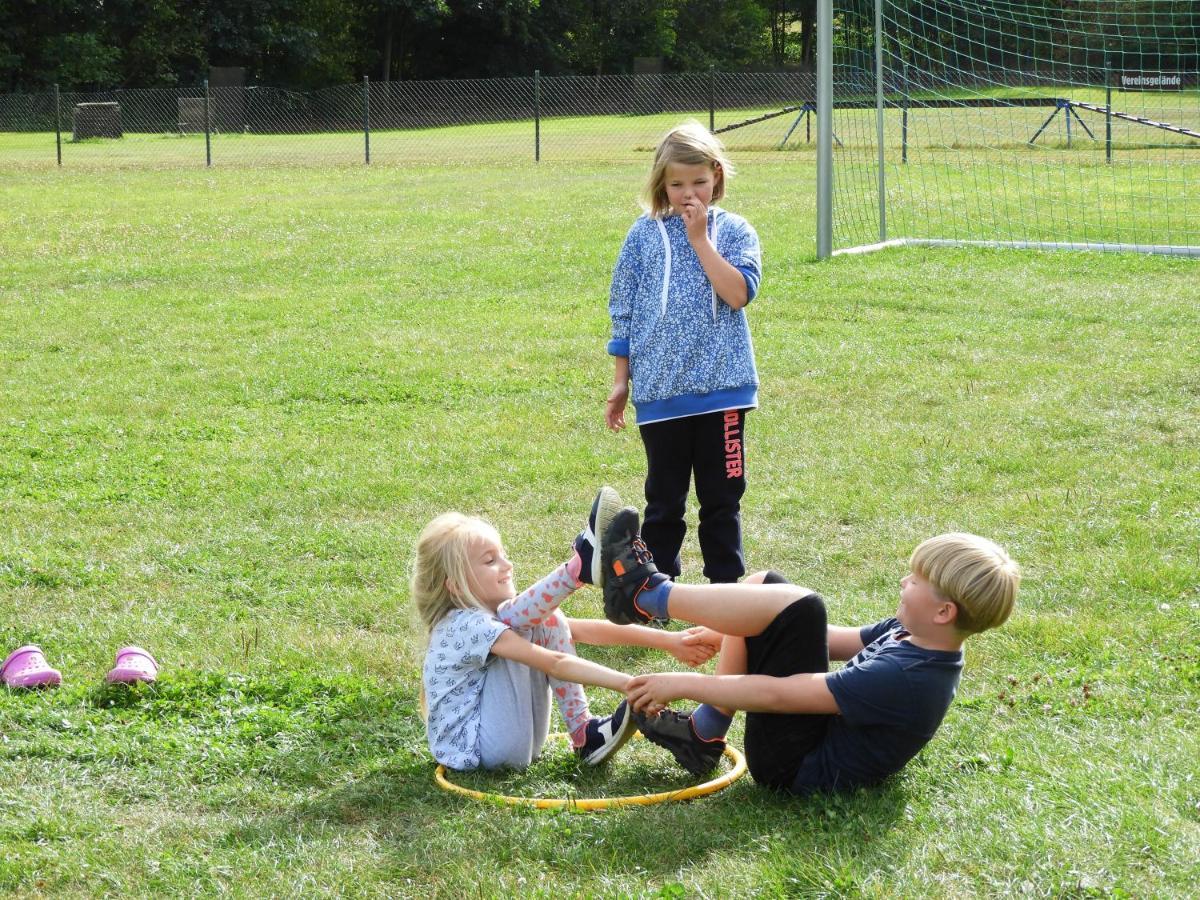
[382,10,394,81]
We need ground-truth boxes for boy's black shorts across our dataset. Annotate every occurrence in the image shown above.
[743,575,832,790]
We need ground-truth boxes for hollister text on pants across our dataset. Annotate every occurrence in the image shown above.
[723,410,743,478]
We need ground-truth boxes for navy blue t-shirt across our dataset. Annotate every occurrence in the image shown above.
[791,618,963,793]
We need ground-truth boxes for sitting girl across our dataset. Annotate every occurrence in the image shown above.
[412,487,720,771]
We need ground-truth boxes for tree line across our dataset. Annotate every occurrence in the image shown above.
[0,0,817,92]
[2,1,1195,94]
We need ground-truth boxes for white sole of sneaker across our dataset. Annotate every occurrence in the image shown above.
[582,703,636,765]
[590,486,622,587]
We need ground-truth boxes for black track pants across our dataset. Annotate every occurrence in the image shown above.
[638,408,747,583]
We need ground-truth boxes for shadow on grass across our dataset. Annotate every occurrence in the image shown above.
[2,669,913,889]
[228,725,913,889]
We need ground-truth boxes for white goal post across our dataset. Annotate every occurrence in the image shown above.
[816,0,1200,258]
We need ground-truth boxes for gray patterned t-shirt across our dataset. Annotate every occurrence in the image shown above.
[423,607,508,770]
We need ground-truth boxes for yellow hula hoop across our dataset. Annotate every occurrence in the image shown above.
[434,733,747,811]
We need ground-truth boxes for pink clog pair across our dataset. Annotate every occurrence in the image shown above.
[1,645,158,689]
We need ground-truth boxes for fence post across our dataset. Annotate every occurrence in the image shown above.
[709,66,715,132]
[363,75,371,164]
[1104,61,1112,165]
[54,83,62,166]
[534,69,541,162]
[204,79,212,167]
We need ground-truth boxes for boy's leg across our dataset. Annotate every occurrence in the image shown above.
[616,576,815,635]
[741,573,831,790]
[636,572,831,783]
[692,408,747,583]
[638,417,694,579]
[600,506,816,629]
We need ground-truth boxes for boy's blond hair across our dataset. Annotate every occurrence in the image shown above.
[641,121,735,218]
[910,533,1020,634]
[411,512,497,635]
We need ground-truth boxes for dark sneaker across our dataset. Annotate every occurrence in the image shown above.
[576,700,635,765]
[634,708,724,776]
[600,508,670,625]
[572,486,622,587]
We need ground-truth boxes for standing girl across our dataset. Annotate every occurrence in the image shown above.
[413,488,721,771]
[605,121,763,584]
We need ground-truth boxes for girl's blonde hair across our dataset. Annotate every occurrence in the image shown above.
[910,533,1021,635]
[641,120,735,218]
[411,512,498,634]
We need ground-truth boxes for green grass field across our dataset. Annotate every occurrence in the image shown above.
[1,159,1198,897]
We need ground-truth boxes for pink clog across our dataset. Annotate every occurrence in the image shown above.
[1,645,63,689]
[105,646,158,685]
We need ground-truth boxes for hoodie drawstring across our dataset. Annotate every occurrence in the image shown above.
[658,210,721,324]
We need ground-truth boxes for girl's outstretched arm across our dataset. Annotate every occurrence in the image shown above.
[490,629,631,694]
[568,619,722,667]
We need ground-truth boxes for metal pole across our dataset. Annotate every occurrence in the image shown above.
[816,0,834,259]
[1105,71,1113,164]
[363,75,371,164]
[203,79,211,167]
[54,83,62,166]
[901,63,908,164]
[534,69,541,162]
[709,66,715,132]
[874,0,886,244]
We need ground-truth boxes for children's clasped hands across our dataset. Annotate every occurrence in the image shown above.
[663,626,722,667]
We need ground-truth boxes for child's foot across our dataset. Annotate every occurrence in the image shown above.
[572,486,622,587]
[575,700,636,765]
[634,708,725,776]
[600,508,671,625]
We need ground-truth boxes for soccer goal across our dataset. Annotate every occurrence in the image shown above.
[816,0,1200,258]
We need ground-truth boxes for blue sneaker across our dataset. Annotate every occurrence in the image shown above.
[576,700,636,765]
[573,486,622,586]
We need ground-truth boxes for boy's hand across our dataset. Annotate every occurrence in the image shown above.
[605,382,628,431]
[680,200,709,248]
[667,627,722,667]
[627,672,686,715]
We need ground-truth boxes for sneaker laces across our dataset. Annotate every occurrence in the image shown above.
[630,536,654,567]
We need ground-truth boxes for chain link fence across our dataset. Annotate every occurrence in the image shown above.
[0,72,822,168]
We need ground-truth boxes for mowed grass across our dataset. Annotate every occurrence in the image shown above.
[1,159,1198,898]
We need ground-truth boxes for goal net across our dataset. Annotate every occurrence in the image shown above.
[818,0,1200,257]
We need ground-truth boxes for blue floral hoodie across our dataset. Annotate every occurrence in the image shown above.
[607,207,762,425]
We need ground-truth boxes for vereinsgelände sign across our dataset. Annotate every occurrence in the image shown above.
[1119,72,1184,91]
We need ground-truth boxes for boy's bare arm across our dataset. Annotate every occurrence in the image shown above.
[828,625,865,661]
[627,671,840,716]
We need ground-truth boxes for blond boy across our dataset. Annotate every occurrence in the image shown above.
[603,516,1020,793]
